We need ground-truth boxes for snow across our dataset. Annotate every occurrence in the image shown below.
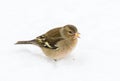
[0,0,120,81]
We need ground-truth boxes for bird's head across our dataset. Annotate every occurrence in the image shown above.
[61,24,80,39]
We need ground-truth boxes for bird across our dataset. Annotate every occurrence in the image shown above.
[15,24,80,61]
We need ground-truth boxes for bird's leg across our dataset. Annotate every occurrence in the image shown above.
[54,59,57,61]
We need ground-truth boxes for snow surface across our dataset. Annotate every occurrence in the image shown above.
[0,0,120,81]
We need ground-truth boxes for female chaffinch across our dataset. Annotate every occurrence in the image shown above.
[16,24,80,61]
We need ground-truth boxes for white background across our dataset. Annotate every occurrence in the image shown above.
[0,0,120,81]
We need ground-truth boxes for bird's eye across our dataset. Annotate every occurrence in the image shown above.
[68,31,73,34]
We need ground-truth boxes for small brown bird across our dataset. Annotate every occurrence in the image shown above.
[15,24,80,61]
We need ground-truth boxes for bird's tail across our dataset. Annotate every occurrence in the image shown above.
[15,39,37,45]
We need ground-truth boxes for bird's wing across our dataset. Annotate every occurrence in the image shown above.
[36,27,64,49]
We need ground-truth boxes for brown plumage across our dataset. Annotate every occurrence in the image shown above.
[15,24,80,61]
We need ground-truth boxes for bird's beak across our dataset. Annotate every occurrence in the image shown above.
[74,32,80,39]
